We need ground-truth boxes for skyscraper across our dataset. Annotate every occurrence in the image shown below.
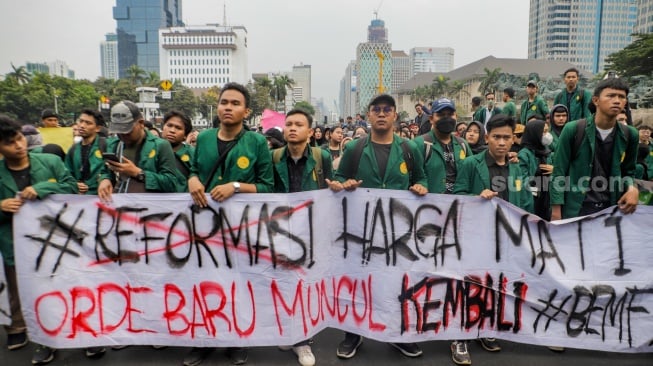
[391,50,410,92]
[339,60,358,118]
[113,0,183,78]
[635,0,653,33]
[291,64,311,103]
[159,24,248,89]
[528,0,637,74]
[409,47,454,75]
[356,18,392,112]
[100,33,119,80]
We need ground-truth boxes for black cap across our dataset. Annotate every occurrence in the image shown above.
[368,94,396,110]
[41,109,58,119]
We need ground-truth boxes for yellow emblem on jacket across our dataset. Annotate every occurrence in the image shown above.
[399,162,408,175]
[149,149,156,158]
[576,95,580,101]
[48,178,57,183]
[181,154,190,162]
[312,170,317,181]
[620,152,625,163]
[531,105,537,111]
[649,150,653,157]
[459,149,466,160]
[515,179,522,191]
[237,156,250,169]
[94,150,103,159]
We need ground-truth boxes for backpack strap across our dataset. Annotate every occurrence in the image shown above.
[343,136,367,179]
[422,133,434,162]
[453,135,468,156]
[272,147,284,164]
[399,140,415,186]
[310,146,326,189]
[572,119,587,158]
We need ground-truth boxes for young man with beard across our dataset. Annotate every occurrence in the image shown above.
[330,94,427,360]
[550,78,639,220]
[65,109,107,196]
[97,101,184,200]
[185,83,274,366]
[271,108,333,366]
[0,115,78,365]
[413,97,471,194]
[161,110,194,189]
[553,67,592,121]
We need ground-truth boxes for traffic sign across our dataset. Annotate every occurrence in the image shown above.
[100,95,110,104]
[160,80,172,91]
[161,91,172,99]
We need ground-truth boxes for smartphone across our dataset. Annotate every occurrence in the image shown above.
[102,152,120,162]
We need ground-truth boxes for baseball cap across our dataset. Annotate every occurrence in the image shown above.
[431,98,456,113]
[514,123,525,135]
[110,101,142,134]
[368,94,396,109]
[527,80,538,87]
[40,109,58,119]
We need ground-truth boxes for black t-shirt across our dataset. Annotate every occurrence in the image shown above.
[9,166,31,192]
[80,143,92,180]
[371,142,391,180]
[439,140,457,194]
[286,151,308,193]
[485,152,509,201]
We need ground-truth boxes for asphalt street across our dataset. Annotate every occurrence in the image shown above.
[1,328,651,366]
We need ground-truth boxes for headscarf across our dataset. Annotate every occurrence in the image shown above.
[521,120,550,158]
[549,104,569,137]
[465,120,487,154]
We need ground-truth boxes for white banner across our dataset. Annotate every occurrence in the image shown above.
[0,256,10,325]
[13,191,653,352]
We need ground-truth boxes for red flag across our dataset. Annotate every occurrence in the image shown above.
[261,109,286,132]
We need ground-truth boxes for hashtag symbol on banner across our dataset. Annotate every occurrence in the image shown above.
[530,289,572,332]
[25,203,88,276]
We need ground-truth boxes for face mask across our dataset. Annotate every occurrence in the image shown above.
[73,136,83,144]
[541,132,554,147]
[487,100,495,108]
[436,117,456,134]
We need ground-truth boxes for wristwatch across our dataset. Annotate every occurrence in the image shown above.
[233,182,241,193]
[135,170,145,182]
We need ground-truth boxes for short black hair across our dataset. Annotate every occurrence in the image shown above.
[564,67,580,77]
[485,91,495,97]
[638,125,652,131]
[471,96,482,106]
[593,77,629,98]
[219,82,251,109]
[79,108,106,126]
[503,87,515,98]
[0,114,23,143]
[286,108,314,126]
[163,110,192,136]
[486,114,516,133]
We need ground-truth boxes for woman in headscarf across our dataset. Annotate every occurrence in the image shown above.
[518,120,554,220]
[463,120,486,155]
[310,125,327,147]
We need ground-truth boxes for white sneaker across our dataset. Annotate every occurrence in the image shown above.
[293,345,315,366]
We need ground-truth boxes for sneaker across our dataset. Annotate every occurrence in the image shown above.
[547,346,565,352]
[227,347,248,365]
[85,346,107,358]
[278,345,292,351]
[389,342,423,357]
[450,341,471,365]
[336,333,363,359]
[111,345,129,350]
[183,347,213,366]
[478,337,501,352]
[32,345,55,365]
[7,332,28,350]
[292,345,315,366]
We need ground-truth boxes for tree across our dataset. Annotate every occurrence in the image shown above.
[271,75,294,112]
[6,63,31,85]
[126,64,146,86]
[431,75,450,99]
[478,67,502,95]
[249,78,273,119]
[605,33,653,78]
[293,100,315,116]
[144,71,160,87]
[447,80,469,99]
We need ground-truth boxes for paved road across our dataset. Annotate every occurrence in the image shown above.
[1,328,651,365]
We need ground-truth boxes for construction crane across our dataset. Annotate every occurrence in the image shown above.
[375,50,385,94]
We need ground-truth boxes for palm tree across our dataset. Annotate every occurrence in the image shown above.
[478,67,502,95]
[126,64,146,86]
[271,75,294,112]
[144,71,160,87]
[6,63,31,85]
[431,75,450,98]
[447,80,469,99]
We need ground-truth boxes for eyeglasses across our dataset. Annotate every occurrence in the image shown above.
[371,106,394,115]
[616,118,628,122]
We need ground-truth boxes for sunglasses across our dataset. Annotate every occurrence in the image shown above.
[371,106,394,115]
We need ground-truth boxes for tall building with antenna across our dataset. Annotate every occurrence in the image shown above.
[356,12,392,112]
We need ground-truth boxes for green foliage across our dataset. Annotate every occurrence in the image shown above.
[249,77,273,118]
[478,67,502,95]
[605,33,653,78]
[293,100,315,116]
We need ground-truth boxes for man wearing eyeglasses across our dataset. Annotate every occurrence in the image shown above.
[330,94,427,360]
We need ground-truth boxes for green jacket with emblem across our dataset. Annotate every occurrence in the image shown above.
[413,131,471,194]
[502,100,517,118]
[550,115,638,219]
[65,137,106,194]
[453,150,526,208]
[553,88,592,121]
[335,134,427,189]
[0,153,78,266]
[99,130,185,193]
[272,145,333,192]
[520,96,550,124]
[173,143,195,191]
[190,128,274,193]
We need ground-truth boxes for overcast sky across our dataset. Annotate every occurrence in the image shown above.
[0,0,529,109]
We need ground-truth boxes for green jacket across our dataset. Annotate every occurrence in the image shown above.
[190,128,274,193]
[520,96,549,124]
[553,88,592,122]
[502,100,517,118]
[647,144,653,180]
[0,153,78,266]
[64,137,106,194]
[272,145,333,192]
[99,131,185,193]
[518,148,552,214]
[473,106,502,123]
[335,135,427,190]
[413,131,471,194]
[550,116,639,219]
[172,144,195,191]
[453,150,526,208]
